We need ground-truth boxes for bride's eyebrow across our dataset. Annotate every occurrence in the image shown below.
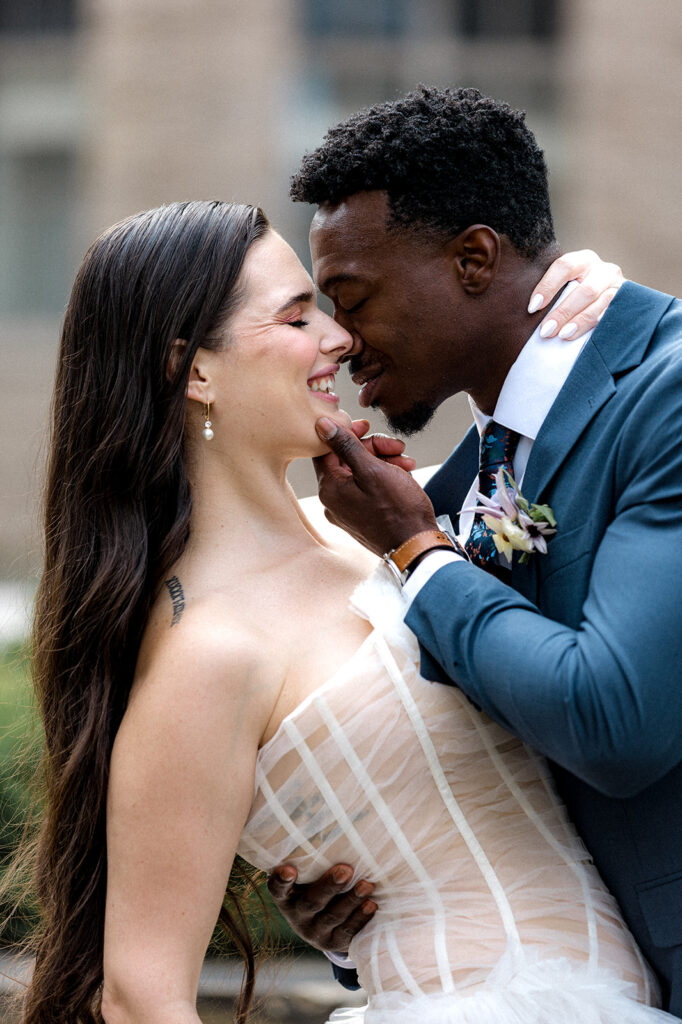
[274,289,315,315]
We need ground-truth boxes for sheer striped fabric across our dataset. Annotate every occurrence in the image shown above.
[237,567,674,1023]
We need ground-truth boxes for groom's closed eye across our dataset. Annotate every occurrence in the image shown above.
[339,298,366,314]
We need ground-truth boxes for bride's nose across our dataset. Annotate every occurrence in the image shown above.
[319,314,354,360]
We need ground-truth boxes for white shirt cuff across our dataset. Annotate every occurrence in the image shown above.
[402,549,467,609]
[325,950,358,969]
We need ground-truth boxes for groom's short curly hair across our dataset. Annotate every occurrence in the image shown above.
[290,86,555,259]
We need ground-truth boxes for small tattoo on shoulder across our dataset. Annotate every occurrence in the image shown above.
[164,576,185,627]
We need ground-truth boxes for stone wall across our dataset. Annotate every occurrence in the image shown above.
[559,0,681,294]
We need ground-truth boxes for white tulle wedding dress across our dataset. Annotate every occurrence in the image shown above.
[237,566,675,1023]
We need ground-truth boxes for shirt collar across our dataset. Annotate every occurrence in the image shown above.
[470,282,594,440]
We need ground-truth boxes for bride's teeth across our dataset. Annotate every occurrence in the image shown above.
[309,374,335,394]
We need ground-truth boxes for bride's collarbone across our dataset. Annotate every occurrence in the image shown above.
[149,541,376,711]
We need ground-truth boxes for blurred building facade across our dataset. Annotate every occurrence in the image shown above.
[0,0,680,578]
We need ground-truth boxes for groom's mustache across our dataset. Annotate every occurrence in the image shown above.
[348,353,366,377]
[348,348,385,378]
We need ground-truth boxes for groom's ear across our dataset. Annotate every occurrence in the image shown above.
[448,225,501,296]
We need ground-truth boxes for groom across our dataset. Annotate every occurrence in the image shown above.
[267,87,682,1014]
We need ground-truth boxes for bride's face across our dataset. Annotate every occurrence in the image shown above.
[206,230,354,459]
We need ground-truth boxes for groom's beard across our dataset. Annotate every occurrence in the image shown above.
[384,401,436,437]
[348,352,436,437]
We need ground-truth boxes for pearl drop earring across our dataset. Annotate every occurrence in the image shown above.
[202,402,214,441]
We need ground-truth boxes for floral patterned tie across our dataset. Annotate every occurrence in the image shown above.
[465,420,521,567]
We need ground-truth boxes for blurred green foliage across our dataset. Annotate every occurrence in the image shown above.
[0,644,42,944]
[0,645,305,956]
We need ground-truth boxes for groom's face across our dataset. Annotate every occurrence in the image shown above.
[310,191,481,435]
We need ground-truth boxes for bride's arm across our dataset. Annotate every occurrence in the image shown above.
[531,249,624,338]
[101,622,268,1024]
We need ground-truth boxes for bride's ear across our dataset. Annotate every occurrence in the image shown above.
[167,339,214,406]
[186,349,214,407]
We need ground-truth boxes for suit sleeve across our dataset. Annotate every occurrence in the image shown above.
[331,962,361,990]
[406,357,682,800]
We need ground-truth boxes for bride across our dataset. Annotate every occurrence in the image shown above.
[22,199,673,1024]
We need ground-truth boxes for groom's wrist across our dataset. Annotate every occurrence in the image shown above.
[382,529,468,585]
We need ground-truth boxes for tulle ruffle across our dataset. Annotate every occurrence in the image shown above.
[327,958,675,1023]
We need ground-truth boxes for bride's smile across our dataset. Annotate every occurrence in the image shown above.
[307,364,340,401]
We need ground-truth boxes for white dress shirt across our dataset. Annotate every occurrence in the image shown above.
[403,296,593,608]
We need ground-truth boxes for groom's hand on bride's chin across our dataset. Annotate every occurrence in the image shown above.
[267,864,377,953]
[349,419,417,472]
[313,418,437,555]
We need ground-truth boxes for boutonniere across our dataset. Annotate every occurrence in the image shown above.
[464,468,557,564]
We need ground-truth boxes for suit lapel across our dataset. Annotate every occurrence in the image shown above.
[521,280,673,504]
[510,345,615,601]
[520,342,615,503]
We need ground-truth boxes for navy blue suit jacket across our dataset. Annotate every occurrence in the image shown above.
[404,281,682,1015]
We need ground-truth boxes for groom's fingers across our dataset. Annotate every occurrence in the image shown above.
[367,434,417,468]
[350,418,371,439]
[312,449,352,487]
[316,419,378,482]
[327,899,378,953]
[349,420,418,471]
[267,864,376,951]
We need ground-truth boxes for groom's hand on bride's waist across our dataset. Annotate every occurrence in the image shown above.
[314,418,437,555]
[267,863,377,953]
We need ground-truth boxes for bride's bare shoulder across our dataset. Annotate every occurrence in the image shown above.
[131,582,284,733]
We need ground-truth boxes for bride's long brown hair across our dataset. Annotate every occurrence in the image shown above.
[23,200,269,1023]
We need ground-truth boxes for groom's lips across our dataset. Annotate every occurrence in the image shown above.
[351,364,385,409]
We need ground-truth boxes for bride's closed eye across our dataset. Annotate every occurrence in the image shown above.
[289,319,310,328]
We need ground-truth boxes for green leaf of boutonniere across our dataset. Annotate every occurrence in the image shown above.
[529,504,557,527]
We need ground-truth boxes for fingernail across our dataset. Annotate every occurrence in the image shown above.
[280,867,296,881]
[527,293,544,314]
[316,417,338,441]
[355,881,372,897]
[333,867,351,884]
[558,322,578,339]
[539,319,558,339]
[362,900,377,915]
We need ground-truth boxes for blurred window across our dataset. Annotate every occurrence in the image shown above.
[0,0,77,34]
[302,0,408,38]
[457,0,559,39]
[0,147,76,314]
